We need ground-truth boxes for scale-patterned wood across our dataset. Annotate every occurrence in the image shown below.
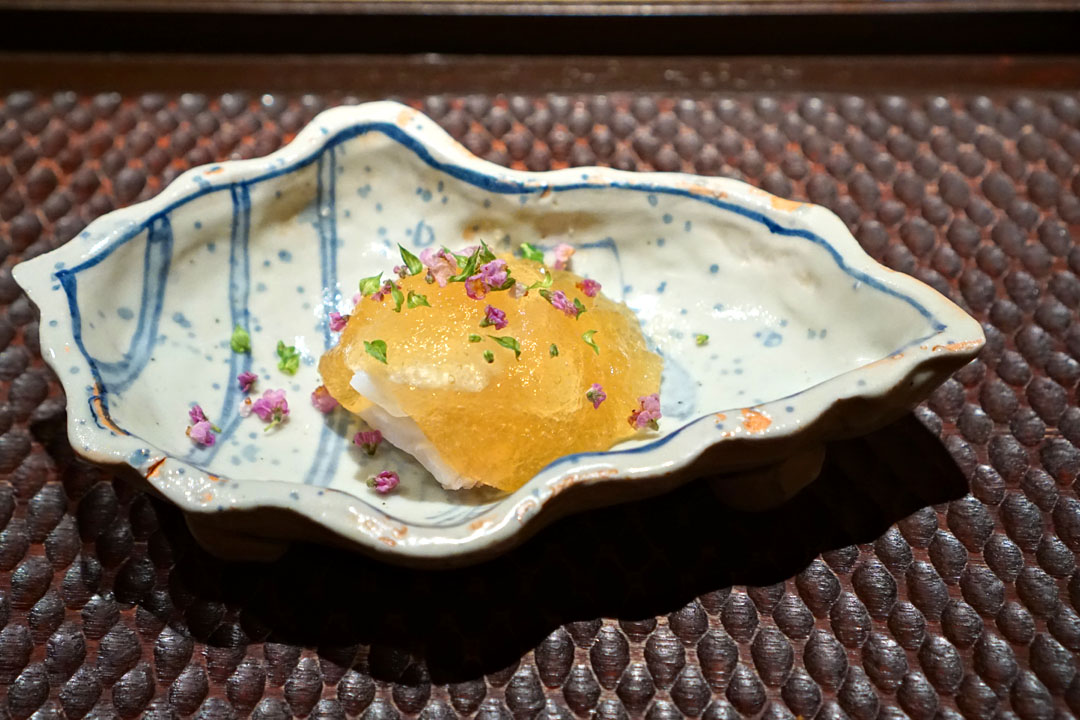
[0,87,1078,719]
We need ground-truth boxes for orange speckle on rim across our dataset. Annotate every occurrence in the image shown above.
[378,536,397,547]
[144,457,166,479]
[396,108,418,127]
[204,167,225,175]
[741,408,772,434]
[931,340,982,353]
[90,385,128,435]
[199,492,213,503]
[770,196,805,212]
[715,413,727,423]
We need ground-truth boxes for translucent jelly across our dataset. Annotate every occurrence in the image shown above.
[320,256,662,492]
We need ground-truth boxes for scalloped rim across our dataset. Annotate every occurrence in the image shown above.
[14,101,985,561]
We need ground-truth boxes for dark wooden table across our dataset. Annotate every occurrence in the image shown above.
[0,50,1078,719]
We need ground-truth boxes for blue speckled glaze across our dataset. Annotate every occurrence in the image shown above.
[15,102,982,558]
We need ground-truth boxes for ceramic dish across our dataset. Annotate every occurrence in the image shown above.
[13,101,984,566]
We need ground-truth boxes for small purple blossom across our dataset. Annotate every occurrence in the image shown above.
[355,429,383,455]
[392,264,409,278]
[311,385,338,414]
[189,404,209,425]
[478,259,508,288]
[371,280,395,302]
[329,311,347,332]
[465,275,488,301]
[352,292,363,306]
[237,371,257,393]
[420,248,459,287]
[577,278,601,298]
[553,243,575,270]
[368,470,399,493]
[547,290,579,317]
[629,393,662,430]
[187,420,216,446]
[586,383,607,409]
[252,388,290,430]
[481,305,508,330]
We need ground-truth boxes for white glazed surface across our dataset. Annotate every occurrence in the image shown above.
[13,101,984,563]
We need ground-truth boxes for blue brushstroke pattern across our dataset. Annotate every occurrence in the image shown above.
[186,185,253,465]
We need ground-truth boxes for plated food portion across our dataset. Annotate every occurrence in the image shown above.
[13,101,984,563]
[320,243,663,492]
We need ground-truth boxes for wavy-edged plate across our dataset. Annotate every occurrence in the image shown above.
[13,101,984,566]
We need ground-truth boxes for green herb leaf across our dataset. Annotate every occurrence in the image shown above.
[390,285,404,313]
[398,244,424,276]
[364,339,388,364]
[573,298,587,318]
[695,333,709,346]
[528,268,554,291]
[478,240,496,264]
[549,344,559,357]
[582,330,600,355]
[406,291,430,308]
[448,246,482,282]
[358,272,383,296]
[276,340,301,375]
[469,334,482,343]
[488,335,522,359]
[519,243,545,263]
[496,276,517,291]
[230,325,251,354]
[448,246,471,265]
[483,350,495,363]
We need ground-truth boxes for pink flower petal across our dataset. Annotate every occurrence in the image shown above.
[311,386,338,413]
[187,420,216,446]
[368,470,399,493]
[237,371,257,393]
[553,243,575,270]
[577,278,601,298]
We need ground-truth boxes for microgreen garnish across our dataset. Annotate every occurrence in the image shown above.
[390,285,404,312]
[358,272,384,296]
[550,344,559,357]
[488,335,522,359]
[695,334,709,346]
[477,240,497,264]
[449,246,482,282]
[573,298,587,318]
[519,243,545,263]
[528,268,554,290]
[398,244,424,276]
[230,325,251,353]
[276,341,301,375]
[469,334,482,343]
[407,291,430,308]
[483,350,495,363]
[582,330,600,355]
[364,339,388,364]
